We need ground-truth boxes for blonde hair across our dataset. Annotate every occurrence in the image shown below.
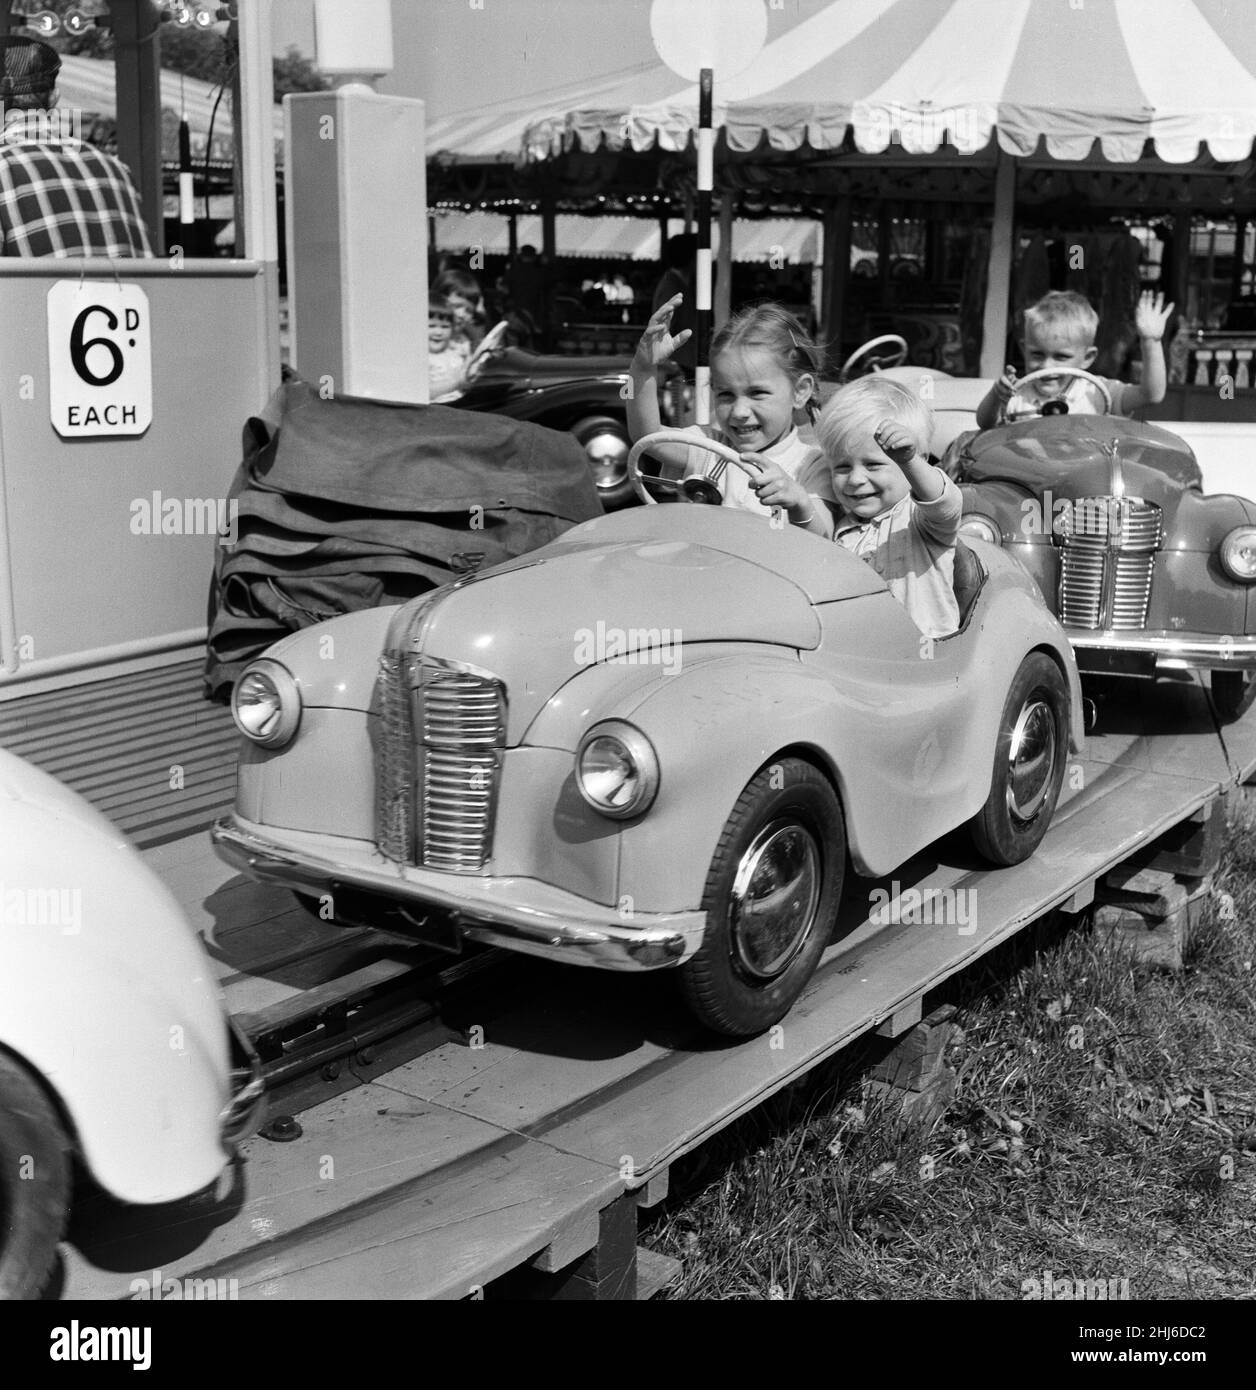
[816,376,934,463]
[712,303,825,420]
[1023,290,1099,347]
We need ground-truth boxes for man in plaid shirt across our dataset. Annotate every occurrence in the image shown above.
[1,35,152,258]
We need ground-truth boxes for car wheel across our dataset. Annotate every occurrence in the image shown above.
[0,1052,71,1300]
[569,415,635,510]
[1210,669,1256,723]
[680,759,844,1036]
[970,652,1069,867]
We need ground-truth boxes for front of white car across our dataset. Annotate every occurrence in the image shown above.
[0,748,263,1206]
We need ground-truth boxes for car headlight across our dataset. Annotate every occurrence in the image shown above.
[1220,527,1256,583]
[231,659,301,747]
[575,721,659,820]
[959,515,1002,547]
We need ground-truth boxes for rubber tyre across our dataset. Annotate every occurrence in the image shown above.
[1210,669,1256,723]
[970,652,1070,867]
[0,1052,71,1301]
[680,759,844,1036]
[569,415,635,510]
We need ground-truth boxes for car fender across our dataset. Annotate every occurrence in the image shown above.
[0,756,229,1204]
[254,604,401,711]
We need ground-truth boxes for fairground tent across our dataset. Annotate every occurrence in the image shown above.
[427,0,1256,370]
[56,53,284,163]
[517,0,1256,165]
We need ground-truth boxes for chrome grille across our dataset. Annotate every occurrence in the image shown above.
[373,655,505,872]
[1057,497,1161,632]
[373,653,414,863]
[419,672,504,871]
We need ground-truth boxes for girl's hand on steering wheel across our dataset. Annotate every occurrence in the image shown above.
[633,294,692,372]
[741,453,808,512]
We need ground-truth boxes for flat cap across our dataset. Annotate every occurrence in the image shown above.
[0,36,61,100]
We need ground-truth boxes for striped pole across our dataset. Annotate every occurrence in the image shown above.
[695,66,713,424]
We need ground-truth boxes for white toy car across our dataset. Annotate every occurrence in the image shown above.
[0,748,264,1299]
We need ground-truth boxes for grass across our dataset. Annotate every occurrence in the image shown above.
[640,803,1256,1301]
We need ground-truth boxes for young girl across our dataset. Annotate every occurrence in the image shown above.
[430,268,487,352]
[627,298,835,537]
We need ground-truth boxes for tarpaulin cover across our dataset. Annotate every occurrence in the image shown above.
[204,377,600,699]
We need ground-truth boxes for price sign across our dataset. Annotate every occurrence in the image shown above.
[47,281,152,438]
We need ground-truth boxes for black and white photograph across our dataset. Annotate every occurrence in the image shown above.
[1,0,1254,1341]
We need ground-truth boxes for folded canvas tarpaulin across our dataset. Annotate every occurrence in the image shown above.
[204,376,601,700]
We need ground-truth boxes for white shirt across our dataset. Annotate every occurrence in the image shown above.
[678,424,836,519]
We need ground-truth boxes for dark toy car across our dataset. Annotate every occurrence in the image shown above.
[950,371,1256,719]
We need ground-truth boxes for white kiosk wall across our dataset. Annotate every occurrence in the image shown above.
[0,260,271,691]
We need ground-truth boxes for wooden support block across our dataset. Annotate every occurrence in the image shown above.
[876,995,923,1039]
[1093,903,1186,970]
[636,1247,682,1300]
[530,1200,602,1274]
[1099,866,1188,920]
[547,1195,638,1301]
[1120,797,1225,880]
[867,1005,958,1128]
[1059,879,1095,914]
[1096,875,1215,972]
[632,1169,669,1209]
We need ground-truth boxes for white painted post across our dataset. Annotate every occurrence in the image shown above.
[286,0,429,403]
[234,0,281,397]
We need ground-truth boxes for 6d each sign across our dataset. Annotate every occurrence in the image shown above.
[47,281,152,438]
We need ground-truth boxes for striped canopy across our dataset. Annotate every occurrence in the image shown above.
[55,53,284,163]
[510,0,1256,166]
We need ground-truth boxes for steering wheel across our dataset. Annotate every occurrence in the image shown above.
[627,430,760,507]
[462,320,509,386]
[1007,367,1113,419]
[838,334,908,381]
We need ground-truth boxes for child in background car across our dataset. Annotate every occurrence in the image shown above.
[431,268,488,353]
[976,289,1174,427]
[427,295,470,400]
[818,377,963,640]
[627,297,836,536]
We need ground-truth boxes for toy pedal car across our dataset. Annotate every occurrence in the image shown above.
[214,429,1083,1037]
[950,368,1256,720]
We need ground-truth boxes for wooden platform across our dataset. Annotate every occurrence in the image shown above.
[57,671,1256,1300]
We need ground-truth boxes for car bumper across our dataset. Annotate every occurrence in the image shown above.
[220,1016,267,1149]
[212,816,706,972]
[1067,630,1256,672]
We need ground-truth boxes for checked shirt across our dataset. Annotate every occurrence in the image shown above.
[0,139,152,257]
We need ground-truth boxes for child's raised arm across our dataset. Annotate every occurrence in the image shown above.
[1121,290,1175,412]
[874,421,944,501]
[627,294,692,442]
[976,364,1018,429]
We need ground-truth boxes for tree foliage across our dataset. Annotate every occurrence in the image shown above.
[40,4,327,99]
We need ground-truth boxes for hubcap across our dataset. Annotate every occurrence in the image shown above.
[1006,697,1057,822]
[583,430,629,491]
[729,819,821,979]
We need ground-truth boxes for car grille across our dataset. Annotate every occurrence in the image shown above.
[373,652,506,872]
[1057,497,1162,631]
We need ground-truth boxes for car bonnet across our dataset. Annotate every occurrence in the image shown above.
[381,509,878,741]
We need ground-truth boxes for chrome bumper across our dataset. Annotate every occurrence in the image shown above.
[212,817,706,972]
[220,1015,266,1149]
[1067,630,1256,669]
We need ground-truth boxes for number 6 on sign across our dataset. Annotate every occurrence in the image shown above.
[47,280,153,438]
